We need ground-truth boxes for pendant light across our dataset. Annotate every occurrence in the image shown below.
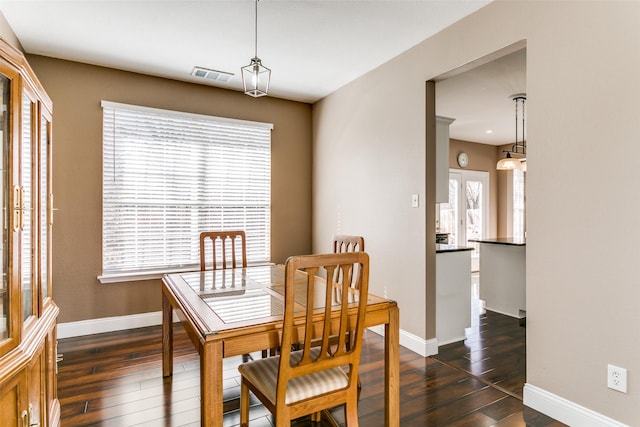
[496,151,522,170]
[497,95,527,170]
[241,0,271,97]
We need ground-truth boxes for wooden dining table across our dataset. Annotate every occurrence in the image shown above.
[161,264,400,426]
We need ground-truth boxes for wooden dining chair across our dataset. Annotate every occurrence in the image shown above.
[200,230,265,359]
[199,230,247,271]
[331,234,365,396]
[332,234,364,254]
[332,235,365,292]
[238,252,370,427]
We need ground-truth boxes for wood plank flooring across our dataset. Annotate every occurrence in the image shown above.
[57,311,566,426]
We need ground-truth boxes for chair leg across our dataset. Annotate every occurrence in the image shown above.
[240,380,250,427]
[344,398,359,427]
[311,411,322,422]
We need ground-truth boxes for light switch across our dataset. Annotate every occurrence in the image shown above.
[411,194,419,208]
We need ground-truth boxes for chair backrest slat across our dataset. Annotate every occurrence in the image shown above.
[199,230,247,271]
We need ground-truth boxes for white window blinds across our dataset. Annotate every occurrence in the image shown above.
[101,101,272,280]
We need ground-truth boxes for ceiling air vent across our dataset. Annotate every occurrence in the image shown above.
[191,66,234,83]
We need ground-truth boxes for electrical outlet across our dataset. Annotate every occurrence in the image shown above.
[607,364,627,393]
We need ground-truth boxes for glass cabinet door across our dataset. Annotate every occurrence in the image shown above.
[21,91,35,322]
[0,75,9,341]
[39,110,51,302]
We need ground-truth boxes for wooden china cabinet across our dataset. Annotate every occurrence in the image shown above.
[0,39,59,426]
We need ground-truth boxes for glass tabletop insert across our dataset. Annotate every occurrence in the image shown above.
[179,265,362,324]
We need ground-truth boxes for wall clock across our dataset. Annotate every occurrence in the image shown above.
[457,152,469,168]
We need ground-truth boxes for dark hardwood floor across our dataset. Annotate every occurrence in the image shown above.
[57,311,566,426]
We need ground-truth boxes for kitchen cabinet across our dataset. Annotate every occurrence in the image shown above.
[472,238,526,319]
[0,38,59,426]
[436,116,454,203]
[436,245,472,345]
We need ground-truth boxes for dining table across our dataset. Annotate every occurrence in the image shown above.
[161,264,400,426]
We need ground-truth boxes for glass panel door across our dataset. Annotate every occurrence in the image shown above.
[438,170,489,271]
[21,91,34,321]
[437,173,460,244]
[0,75,9,340]
[465,177,486,271]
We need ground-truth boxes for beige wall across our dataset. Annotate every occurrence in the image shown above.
[312,1,640,424]
[25,55,312,324]
[0,14,22,52]
[448,138,498,238]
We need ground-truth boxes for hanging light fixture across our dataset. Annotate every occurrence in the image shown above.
[497,94,527,170]
[241,0,271,97]
[496,151,522,170]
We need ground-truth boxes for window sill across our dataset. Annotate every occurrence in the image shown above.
[98,265,200,284]
[98,261,273,284]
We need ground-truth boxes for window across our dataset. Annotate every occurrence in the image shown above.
[100,101,272,282]
[513,168,526,239]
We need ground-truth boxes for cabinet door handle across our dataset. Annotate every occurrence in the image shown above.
[19,187,25,230]
[13,185,20,232]
[49,192,58,225]
[13,185,20,209]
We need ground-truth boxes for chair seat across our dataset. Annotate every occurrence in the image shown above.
[238,348,349,405]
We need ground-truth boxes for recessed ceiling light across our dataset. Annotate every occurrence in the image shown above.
[486,129,493,134]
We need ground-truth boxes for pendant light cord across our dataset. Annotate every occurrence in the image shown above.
[514,95,518,149]
[521,97,525,149]
[254,0,258,58]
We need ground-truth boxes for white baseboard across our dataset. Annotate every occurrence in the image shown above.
[57,311,171,339]
[59,312,436,357]
[524,383,629,427]
[366,325,436,357]
[424,338,438,356]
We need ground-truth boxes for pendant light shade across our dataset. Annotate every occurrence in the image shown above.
[242,0,271,97]
[496,152,522,170]
[497,94,527,171]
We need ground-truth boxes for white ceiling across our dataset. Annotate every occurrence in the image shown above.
[0,0,526,145]
[436,48,526,145]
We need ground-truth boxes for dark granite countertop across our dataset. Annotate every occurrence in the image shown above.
[468,238,526,246]
[436,244,474,253]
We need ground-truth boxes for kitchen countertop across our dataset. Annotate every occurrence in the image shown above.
[436,244,474,253]
[468,238,526,246]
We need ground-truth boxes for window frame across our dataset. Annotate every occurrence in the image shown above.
[98,101,273,283]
